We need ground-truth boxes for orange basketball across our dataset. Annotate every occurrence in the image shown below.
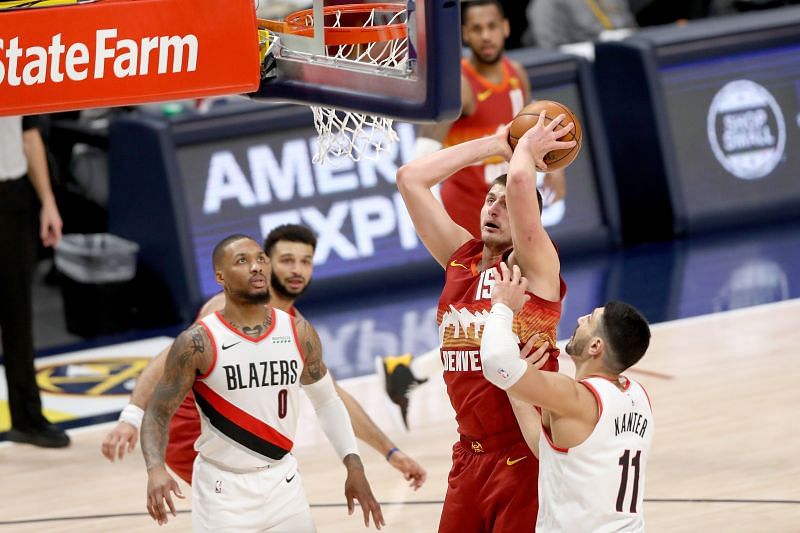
[508,100,582,171]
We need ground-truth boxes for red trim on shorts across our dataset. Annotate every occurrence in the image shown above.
[214,307,276,343]
[290,315,305,363]
[193,381,293,450]
[580,379,604,420]
[196,320,217,381]
[542,423,569,453]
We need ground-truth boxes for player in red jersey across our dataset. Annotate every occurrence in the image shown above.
[379,0,567,422]
[395,101,575,532]
[101,225,426,490]
[416,0,567,238]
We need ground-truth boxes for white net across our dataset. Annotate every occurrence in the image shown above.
[264,4,409,163]
[311,106,398,162]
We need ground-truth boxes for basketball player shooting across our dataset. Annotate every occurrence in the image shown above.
[395,111,574,531]
[140,235,384,531]
[378,0,568,425]
[481,262,653,532]
[417,0,568,238]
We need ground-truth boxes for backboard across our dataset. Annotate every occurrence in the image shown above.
[253,0,462,122]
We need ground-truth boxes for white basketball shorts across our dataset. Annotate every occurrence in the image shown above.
[192,453,315,532]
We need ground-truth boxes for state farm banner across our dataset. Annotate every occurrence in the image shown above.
[0,0,259,116]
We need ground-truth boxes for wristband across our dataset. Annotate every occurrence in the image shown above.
[386,447,400,461]
[119,404,145,429]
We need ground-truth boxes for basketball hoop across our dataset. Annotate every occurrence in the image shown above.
[258,3,408,163]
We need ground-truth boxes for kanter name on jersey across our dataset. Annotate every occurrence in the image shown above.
[614,411,649,438]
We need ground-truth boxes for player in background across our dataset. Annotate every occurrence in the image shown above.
[141,235,383,530]
[378,0,567,424]
[396,106,575,531]
[482,262,653,532]
[102,225,426,491]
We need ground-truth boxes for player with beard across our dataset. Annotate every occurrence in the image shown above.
[481,263,653,532]
[103,225,426,491]
[141,235,383,530]
[378,0,568,423]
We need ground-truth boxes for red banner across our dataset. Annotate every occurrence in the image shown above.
[0,0,260,116]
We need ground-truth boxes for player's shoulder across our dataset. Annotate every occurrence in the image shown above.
[450,238,483,262]
[174,321,214,354]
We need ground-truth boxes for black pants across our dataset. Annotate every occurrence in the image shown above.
[0,177,47,431]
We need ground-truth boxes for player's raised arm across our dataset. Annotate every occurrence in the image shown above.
[480,264,594,418]
[141,324,212,525]
[505,112,575,301]
[396,129,510,267]
[296,317,385,529]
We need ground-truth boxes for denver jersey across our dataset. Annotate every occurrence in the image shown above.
[537,376,654,533]
[441,57,526,238]
[192,308,304,470]
[438,239,565,440]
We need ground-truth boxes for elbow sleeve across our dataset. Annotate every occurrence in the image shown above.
[303,372,359,460]
[481,304,527,390]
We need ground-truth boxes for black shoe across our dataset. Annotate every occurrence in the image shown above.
[375,354,427,429]
[7,424,71,448]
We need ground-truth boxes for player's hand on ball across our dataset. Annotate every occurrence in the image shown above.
[344,455,385,529]
[517,111,576,171]
[388,450,427,490]
[492,262,530,313]
[519,111,576,171]
[492,122,514,161]
[146,466,184,525]
[101,421,138,462]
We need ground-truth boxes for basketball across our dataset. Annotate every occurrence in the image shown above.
[508,100,582,171]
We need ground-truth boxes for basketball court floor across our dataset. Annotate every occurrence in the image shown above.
[1,222,800,532]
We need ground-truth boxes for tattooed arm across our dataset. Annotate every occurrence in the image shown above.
[140,325,211,525]
[297,317,385,529]
[296,316,327,385]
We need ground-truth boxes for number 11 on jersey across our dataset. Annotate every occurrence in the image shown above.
[616,449,642,513]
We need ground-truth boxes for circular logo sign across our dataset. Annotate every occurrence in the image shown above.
[707,80,785,180]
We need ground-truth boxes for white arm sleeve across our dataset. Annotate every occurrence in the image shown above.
[303,372,359,460]
[480,303,528,390]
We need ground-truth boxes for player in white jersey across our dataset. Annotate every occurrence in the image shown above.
[141,235,384,532]
[480,263,653,533]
